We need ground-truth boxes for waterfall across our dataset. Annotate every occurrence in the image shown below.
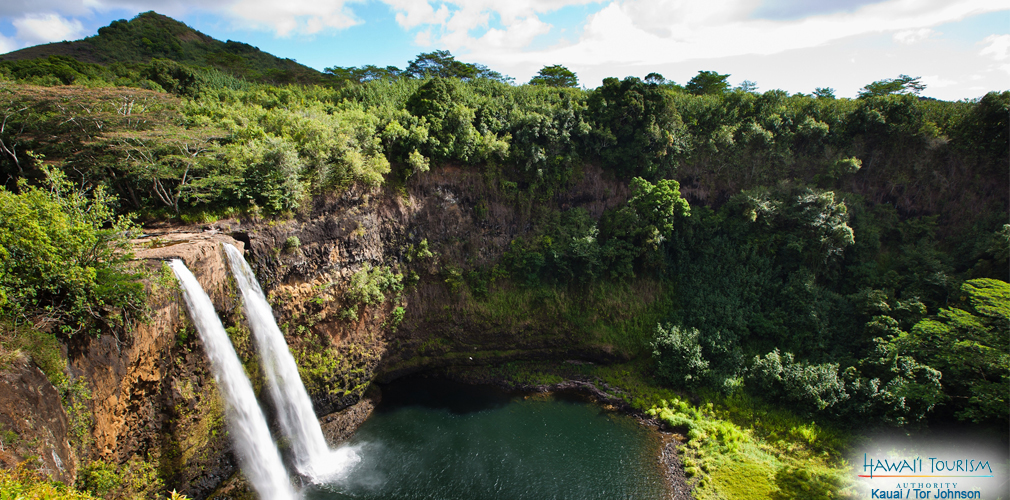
[224,244,359,482]
[168,260,296,500]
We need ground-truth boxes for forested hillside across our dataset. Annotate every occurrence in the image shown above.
[0,12,324,84]
[0,12,1006,499]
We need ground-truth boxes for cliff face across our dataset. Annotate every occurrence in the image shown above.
[55,232,247,499]
[0,358,75,483]
[0,164,633,498]
[246,165,630,390]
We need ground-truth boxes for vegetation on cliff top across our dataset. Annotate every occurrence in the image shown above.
[0,13,1006,499]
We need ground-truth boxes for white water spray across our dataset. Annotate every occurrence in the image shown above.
[224,244,360,481]
[168,260,296,500]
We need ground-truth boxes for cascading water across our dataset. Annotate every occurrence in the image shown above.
[168,260,296,500]
[224,244,360,482]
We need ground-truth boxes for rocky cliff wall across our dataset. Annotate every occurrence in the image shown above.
[1,164,635,498]
[0,358,75,484]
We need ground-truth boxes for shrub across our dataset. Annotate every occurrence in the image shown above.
[749,349,848,413]
[652,324,710,388]
[0,166,144,336]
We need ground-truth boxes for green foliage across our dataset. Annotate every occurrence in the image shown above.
[77,461,121,497]
[893,278,1009,423]
[528,65,578,88]
[686,70,731,95]
[346,264,403,307]
[750,350,848,413]
[506,178,688,285]
[606,177,690,257]
[231,136,306,213]
[403,50,512,83]
[647,398,749,454]
[651,324,709,388]
[587,77,688,179]
[389,306,406,330]
[61,377,93,455]
[772,466,849,500]
[0,166,144,336]
[857,74,925,98]
[87,12,324,84]
[324,64,401,83]
[404,77,509,163]
[950,90,1009,161]
[0,464,98,499]
[504,207,602,285]
[143,59,249,97]
[405,238,435,263]
[813,87,836,99]
[76,455,163,500]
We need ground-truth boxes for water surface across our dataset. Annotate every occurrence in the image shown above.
[304,378,668,499]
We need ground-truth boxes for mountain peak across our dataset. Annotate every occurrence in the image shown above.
[0,12,323,84]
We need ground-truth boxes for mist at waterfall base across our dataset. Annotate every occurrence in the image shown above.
[303,378,668,500]
[224,244,359,481]
[168,260,297,500]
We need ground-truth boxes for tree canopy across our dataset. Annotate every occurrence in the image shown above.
[858,74,926,98]
[324,64,401,83]
[403,50,512,83]
[528,65,578,88]
[685,70,730,95]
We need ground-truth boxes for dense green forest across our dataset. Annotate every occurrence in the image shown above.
[0,12,1007,499]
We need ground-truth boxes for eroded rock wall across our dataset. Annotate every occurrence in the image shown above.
[66,233,246,498]
[0,358,75,483]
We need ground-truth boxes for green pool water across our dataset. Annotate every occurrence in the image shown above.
[302,378,668,499]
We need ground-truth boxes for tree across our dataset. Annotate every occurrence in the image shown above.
[735,80,759,93]
[324,65,401,83]
[403,50,512,83]
[587,77,688,178]
[857,74,926,98]
[813,87,835,99]
[644,72,667,85]
[895,279,1010,423]
[528,64,578,88]
[652,324,709,388]
[685,70,730,95]
[599,177,690,277]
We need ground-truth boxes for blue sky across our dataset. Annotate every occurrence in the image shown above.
[0,0,1006,100]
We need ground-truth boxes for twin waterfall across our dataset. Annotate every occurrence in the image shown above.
[170,244,359,499]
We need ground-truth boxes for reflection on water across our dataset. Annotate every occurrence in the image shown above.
[303,378,667,500]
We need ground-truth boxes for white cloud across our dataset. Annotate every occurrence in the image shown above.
[12,13,85,44]
[920,74,957,88]
[381,0,597,52]
[979,33,1010,60]
[224,0,361,36]
[7,0,366,37]
[893,27,935,44]
[539,0,1001,63]
[381,0,1000,86]
[0,33,18,54]
[384,0,450,29]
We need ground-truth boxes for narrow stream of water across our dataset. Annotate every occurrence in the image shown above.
[303,378,668,500]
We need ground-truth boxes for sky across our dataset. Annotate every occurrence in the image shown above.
[0,0,1007,100]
